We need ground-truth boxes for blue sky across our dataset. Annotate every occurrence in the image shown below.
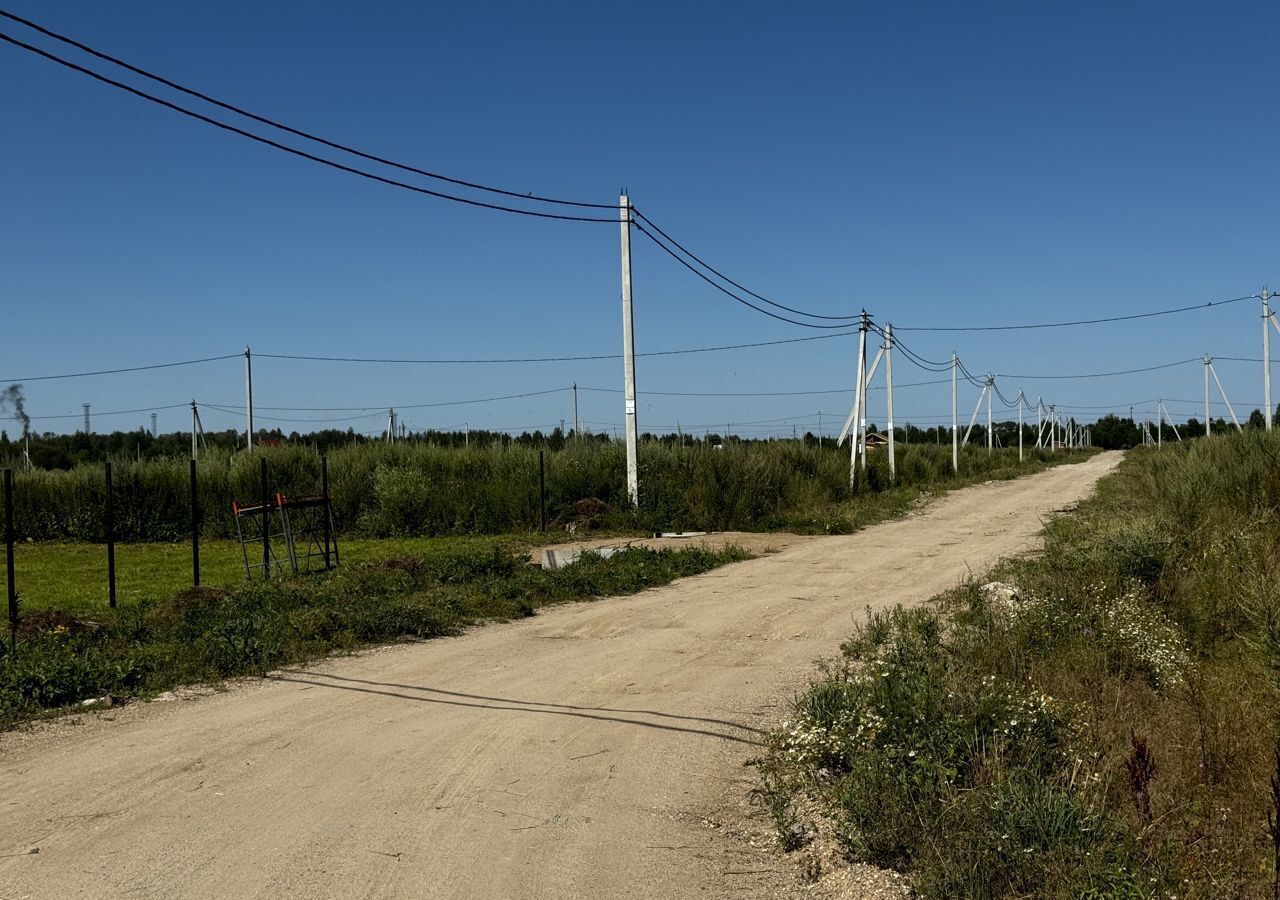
[2,1,1278,438]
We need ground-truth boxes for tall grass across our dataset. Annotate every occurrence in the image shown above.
[5,440,1075,541]
[755,431,1280,898]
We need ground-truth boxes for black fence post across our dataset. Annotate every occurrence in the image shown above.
[190,458,200,586]
[5,469,15,651]
[539,450,547,532]
[260,457,270,579]
[105,461,116,608]
[321,455,332,569]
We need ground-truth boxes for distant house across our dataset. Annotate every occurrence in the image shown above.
[865,432,890,449]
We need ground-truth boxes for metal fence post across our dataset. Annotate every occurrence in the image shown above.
[321,455,333,570]
[5,469,15,650]
[105,461,116,608]
[260,457,270,578]
[539,450,547,532]
[190,458,200,586]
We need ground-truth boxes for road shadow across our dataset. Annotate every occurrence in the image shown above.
[269,670,763,747]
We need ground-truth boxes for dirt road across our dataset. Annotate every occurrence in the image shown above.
[0,453,1120,900]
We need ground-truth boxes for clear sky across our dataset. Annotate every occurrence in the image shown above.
[2,1,1278,438]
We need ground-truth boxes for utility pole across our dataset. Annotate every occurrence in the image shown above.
[572,382,580,439]
[619,193,639,505]
[244,346,255,452]
[885,324,896,482]
[1209,359,1243,432]
[1204,355,1211,437]
[1017,391,1024,463]
[850,314,866,486]
[985,375,993,454]
[858,311,869,470]
[1264,288,1273,430]
[82,403,90,435]
[191,401,198,459]
[951,352,958,473]
[150,412,158,438]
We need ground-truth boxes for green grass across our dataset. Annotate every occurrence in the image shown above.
[12,533,618,616]
[0,540,751,729]
[11,446,1091,618]
[755,431,1280,898]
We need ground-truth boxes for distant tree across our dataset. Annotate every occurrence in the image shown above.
[1248,408,1266,430]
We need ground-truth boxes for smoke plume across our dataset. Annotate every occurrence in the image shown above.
[0,384,30,437]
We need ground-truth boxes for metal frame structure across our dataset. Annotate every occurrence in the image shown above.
[233,491,338,580]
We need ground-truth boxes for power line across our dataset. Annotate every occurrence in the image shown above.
[629,208,856,322]
[632,221,852,329]
[28,401,190,421]
[994,357,1202,380]
[212,387,570,412]
[203,403,384,425]
[0,353,240,383]
[257,331,854,365]
[0,31,617,223]
[577,378,950,397]
[894,294,1257,332]
[0,9,614,211]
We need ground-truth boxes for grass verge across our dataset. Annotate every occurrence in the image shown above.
[0,541,749,730]
[754,432,1280,899]
[11,448,1092,619]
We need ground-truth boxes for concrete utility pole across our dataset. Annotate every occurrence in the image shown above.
[572,383,580,438]
[857,311,869,471]
[1017,391,1024,463]
[885,324,896,482]
[951,352,958,473]
[244,346,255,451]
[82,403,90,435]
[1204,355,1211,437]
[151,412,158,438]
[1264,288,1273,430]
[849,315,866,486]
[619,194,639,505]
[985,375,993,454]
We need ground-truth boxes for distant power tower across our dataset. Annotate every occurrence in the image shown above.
[83,403,90,435]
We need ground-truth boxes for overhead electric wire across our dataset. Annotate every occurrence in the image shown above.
[994,357,1202,380]
[0,353,240,383]
[576,377,951,397]
[257,331,854,365]
[28,401,191,421]
[0,9,613,211]
[210,387,570,412]
[202,403,385,424]
[629,208,857,322]
[631,221,852,330]
[0,31,617,223]
[894,294,1257,332]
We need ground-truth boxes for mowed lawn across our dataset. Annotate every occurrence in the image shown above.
[11,534,581,616]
